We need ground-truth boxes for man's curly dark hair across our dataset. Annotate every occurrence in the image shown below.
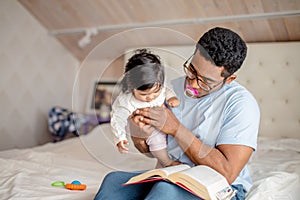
[198,27,247,77]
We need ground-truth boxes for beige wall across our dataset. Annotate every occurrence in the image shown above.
[73,57,124,113]
[0,0,79,150]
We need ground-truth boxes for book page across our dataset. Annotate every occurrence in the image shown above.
[124,164,190,184]
[170,174,210,199]
[160,164,191,176]
[168,165,230,200]
[177,165,227,187]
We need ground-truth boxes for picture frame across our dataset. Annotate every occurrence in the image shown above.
[86,81,118,122]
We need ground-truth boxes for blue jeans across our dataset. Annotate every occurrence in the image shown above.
[94,171,246,200]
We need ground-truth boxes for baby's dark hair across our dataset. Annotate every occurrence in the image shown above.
[121,49,164,93]
[197,27,247,77]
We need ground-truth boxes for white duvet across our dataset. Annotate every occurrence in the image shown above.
[0,124,299,200]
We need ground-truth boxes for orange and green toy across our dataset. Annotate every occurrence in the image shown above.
[65,180,87,190]
[51,180,87,190]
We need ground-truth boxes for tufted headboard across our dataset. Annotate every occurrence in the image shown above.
[126,42,300,139]
[235,42,300,139]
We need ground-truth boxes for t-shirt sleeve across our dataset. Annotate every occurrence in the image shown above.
[217,93,260,151]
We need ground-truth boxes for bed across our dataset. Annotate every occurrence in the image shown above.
[1,42,300,199]
[0,124,299,200]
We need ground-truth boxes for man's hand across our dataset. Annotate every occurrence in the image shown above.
[127,114,154,139]
[135,104,180,136]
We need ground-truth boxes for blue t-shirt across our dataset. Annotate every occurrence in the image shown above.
[167,76,260,192]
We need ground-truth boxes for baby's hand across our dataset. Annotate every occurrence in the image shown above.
[117,140,129,154]
[167,97,180,107]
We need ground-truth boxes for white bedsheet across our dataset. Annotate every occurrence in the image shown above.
[0,124,299,200]
[246,137,300,200]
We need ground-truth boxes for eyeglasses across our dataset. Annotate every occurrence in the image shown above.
[183,54,226,92]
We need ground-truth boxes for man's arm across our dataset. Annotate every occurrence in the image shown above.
[173,124,253,184]
[131,135,154,158]
[134,105,254,184]
[127,116,153,157]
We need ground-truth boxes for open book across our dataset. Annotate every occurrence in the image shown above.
[123,164,236,200]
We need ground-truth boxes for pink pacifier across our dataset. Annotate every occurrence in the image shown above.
[186,84,199,97]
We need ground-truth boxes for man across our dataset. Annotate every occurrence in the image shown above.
[94,27,260,200]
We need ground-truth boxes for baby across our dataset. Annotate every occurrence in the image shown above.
[110,49,180,167]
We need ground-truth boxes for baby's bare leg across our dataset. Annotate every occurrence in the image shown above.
[151,148,173,167]
[147,130,178,167]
